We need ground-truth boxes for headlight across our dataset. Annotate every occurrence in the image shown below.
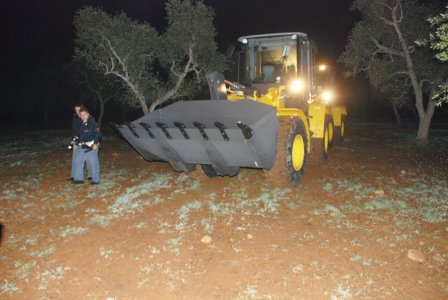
[322,90,334,102]
[220,84,227,94]
[319,65,327,71]
[289,79,305,93]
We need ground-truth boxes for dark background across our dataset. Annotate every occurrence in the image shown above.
[0,0,444,128]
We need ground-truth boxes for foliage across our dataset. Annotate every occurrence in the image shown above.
[340,0,448,141]
[74,0,226,115]
[428,5,448,62]
[427,5,448,106]
[341,0,444,90]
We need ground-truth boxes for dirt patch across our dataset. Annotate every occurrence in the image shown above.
[0,123,447,299]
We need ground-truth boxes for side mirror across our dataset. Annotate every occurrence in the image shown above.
[282,45,290,58]
[226,46,235,58]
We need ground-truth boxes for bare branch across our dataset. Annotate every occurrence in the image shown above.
[371,37,405,57]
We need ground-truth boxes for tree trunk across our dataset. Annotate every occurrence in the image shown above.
[415,92,436,144]
[391,9,434,142]
[392,103,402,126]
[138,94,149,115]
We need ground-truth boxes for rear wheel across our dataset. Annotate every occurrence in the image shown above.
[170,161,196,173]
[309,118,330,163]
[334,117,345,144]
[200,164,239,178]
[200,164,218,178]
[328,117,334,148]
[264,116,308,186]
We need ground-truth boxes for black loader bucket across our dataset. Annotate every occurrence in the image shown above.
[116,100,279,176]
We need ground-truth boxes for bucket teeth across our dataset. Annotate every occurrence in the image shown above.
[156,122,172,139]
[124,122,140,138]
[174,121,190,139]
[214,122,230,141]
[116,100,279,174]
[193,121,209,140]
[237,121,253,139]
[138,121,155,138]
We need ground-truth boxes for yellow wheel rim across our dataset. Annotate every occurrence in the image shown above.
[341,121,345,137]
[292,135,305,171]
[324,127,329,152]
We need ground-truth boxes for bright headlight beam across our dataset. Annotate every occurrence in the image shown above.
[322,91,333,101]
[289,79,305,93]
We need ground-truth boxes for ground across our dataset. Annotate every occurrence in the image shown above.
[0,122,447,299]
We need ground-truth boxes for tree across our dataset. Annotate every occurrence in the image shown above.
[340,0,447,143]
[81,69,120,128]
[427,5,448,105]
[74,0,226,116]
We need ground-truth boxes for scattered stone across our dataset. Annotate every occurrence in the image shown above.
[112,152,119,157]
[401,170,406,175]
[201,235,212,244]
[241,216,246,221]
[247,234,253,240]
[419,241,425,246]
[407,249,425,263]
[374,190,385,195]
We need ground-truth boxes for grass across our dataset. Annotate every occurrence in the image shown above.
[1,125,447,297]
[29,245,56,257]
[0,280,20,294]
[56,225,88,238]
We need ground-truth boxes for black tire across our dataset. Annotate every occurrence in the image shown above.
[264,116,308,186]
[170,161,196,173]
[200,164,218,178]
[200,164,239,178]
[327,116,334,148]
[309,118,330,164]
[334,118,345,144]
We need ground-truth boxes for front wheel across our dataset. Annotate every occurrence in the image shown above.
[264,116,308,186]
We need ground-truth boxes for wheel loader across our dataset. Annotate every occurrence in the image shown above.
[115,32,347,186]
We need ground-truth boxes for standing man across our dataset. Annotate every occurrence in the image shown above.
[70,103,83,181]
[72,107,102,185]
[70,103,93,181]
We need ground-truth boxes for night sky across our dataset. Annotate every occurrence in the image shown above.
[0,0,357,73]
[2,0,439,126]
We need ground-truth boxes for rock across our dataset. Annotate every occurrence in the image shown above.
[201,235,212,244]
[401,170,406,175]
[374,190,385,195]
[419,241,425,246]
[407,249,425,263]
[247,234,253,240]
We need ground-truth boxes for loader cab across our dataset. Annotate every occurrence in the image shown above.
[237,32,316,104]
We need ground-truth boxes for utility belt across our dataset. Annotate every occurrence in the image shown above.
[76,140,95,147]
[68,138,99,152]
[77,140,100,153]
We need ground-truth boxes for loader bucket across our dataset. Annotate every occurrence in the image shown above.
[116,100,279,176]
